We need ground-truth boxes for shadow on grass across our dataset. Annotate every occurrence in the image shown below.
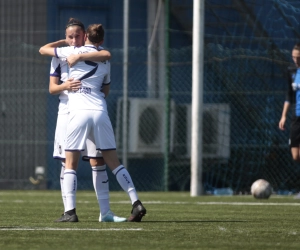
[139,220,247,223]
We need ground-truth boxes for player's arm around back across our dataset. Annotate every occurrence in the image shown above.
[49,77,81,95]
[67,50,111,67]
[39,40,68,56]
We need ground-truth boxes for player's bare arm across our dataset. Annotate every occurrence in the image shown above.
[49,76,81,95]
[67,50,111,67]
[279,101,290,130]
[39,39,68,56]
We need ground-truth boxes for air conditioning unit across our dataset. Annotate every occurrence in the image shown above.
[116,98,175,155]
[174,103,230,158]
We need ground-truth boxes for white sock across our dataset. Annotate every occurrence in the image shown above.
[112,165,138,204]
[92,165,110,216]
[60,162,66,210]
[63,169,77,212]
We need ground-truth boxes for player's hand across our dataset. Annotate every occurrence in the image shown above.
[67,54,80,67]
[64,78,81,91]
[279,117,286,130]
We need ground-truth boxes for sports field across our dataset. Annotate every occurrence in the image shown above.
[0,191,299,250]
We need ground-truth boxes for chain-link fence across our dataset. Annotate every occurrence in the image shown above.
[1,0,300,194]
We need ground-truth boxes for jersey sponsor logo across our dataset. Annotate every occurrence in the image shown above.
[74,87,91,94]
[79,61,98,81]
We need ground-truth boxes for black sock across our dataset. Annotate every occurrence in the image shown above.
[65,208,76,216]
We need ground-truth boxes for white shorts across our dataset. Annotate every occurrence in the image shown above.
[53,113,104,160]
[65,110,116,152]
[81,136,103,161]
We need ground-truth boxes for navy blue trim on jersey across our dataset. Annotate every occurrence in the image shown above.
[79,62,98,81]
[54,48,58,58]
[50,64,61,77]
[84,61,98,67]
[84,45,98,50]
[103,82,111,85]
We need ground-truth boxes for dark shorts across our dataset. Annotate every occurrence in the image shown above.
[290,116,300,147]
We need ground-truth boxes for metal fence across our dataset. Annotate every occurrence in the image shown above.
[1,0,300,194]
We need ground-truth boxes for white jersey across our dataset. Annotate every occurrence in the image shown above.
[55,45,110,112]
[49,57,69,114]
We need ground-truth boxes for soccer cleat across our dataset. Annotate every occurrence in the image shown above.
[54,213,79,222]
[128,200,146,222]
[99,210,127,222]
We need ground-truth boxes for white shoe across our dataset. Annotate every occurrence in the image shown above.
[99,210,127,222]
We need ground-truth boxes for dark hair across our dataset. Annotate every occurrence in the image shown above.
[86,24,104,43]
[293,43,300,51]
[65,17,85,31]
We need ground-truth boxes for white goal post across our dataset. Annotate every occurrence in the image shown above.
[191,0,205,196]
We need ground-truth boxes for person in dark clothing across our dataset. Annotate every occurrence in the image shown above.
[279,43,300,162]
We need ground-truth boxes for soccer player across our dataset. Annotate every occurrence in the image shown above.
[279,43,300,199]
[40,23,147,222]
[40,18,126,222]
[279,43,300,162]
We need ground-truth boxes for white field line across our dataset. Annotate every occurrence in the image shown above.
[143,201,300,206]
[195,202,300,206]
[0,227,142,231]
[0,200,300,206]
[120,201,300,206]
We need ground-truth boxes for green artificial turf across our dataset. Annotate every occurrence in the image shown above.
[0,191,299,250]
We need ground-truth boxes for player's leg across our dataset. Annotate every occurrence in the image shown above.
[59,160,66,208]
[101,150,139,202]
[59,150,80,222]
[95,111,146,222]
[55,150,80,222]
[290,117,300,162]
[289,118,300,199]
[55,110,90,222]
[290,147,300,162]
[101,150,146,222]
[84,136,126,222]
[53,113,68,217]
[293,145,300,199]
